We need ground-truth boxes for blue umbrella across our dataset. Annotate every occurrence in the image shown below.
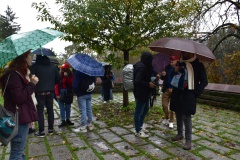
[32,47,56,56]
[67,53,104,76]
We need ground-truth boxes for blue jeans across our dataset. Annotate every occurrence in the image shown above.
[59,89,72,120]
[10,124,29,160]
[36,93,54,132]
[134,97,150,133]
[77,94,92,126]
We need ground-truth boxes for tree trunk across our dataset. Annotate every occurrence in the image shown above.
[123,50,129,107]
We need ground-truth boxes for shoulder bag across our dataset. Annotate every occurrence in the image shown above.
[0,74,19,146]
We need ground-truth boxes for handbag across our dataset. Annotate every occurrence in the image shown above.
[60,89,73,104]
[0,74,19,146]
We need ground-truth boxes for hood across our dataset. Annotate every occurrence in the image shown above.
[36,55,51,65]
[141,52,153,67]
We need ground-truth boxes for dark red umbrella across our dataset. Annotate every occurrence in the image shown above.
[152,52,170,73]
[148,37,216,62]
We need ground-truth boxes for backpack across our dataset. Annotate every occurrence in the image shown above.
[79,74,96,93]
[122,64,134,90]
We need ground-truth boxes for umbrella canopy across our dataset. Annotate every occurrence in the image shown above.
[32,56,59,65]
[32,47,56,56]
[152,53,170,73]
[0,28,64,67]
[67,53,104,76]
[148,37,216,62]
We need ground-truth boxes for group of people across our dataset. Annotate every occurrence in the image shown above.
[0,49,208,159]
[133,51,208,150]
[0,52,95,159]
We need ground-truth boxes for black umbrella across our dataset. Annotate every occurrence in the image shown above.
[32,56,59,65]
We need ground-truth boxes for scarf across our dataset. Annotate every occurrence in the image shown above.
[180,54,196,90]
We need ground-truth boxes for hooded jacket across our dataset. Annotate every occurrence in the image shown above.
[133,52,153,101]
[30,55,61,92]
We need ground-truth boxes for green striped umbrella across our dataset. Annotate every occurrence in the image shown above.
[0,28,64,67]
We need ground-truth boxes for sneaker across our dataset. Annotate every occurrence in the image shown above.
[169,122,173,129]
[73,127,87,133]
[34,131,45,137]
[58,120,66,128]
[87,123,94,131]
[66,119,74,126]
[142,128,149,133]
[172,134,184,141]
[135,131,149,138]
[48,129,54,135]
[162,119,169,125]
[103,101,107,104]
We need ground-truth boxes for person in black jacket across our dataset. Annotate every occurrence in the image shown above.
[133,52,155,138]
[170,51,208,150]
[30,55,61,137]
[160,56,178,129]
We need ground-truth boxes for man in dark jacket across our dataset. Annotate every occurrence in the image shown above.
[170,52,208,150]
[133,52,155,138]
[30,55,61,137]
[160,56,178,129]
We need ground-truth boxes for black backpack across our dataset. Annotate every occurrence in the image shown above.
[79,74,96,93]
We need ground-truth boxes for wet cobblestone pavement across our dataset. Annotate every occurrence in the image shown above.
[1,92,240,160]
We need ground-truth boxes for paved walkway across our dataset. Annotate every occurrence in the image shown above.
[1,92,240,160]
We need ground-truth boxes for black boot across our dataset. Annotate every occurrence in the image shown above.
[58,120,66,128]
[66,119,74,126]
[183,140,191,150]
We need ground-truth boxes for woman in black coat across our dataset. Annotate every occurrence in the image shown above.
[170,52,208,150]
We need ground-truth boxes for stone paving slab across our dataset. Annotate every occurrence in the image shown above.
[1,92,240,160]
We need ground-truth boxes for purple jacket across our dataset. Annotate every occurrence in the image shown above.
[3,71,38,124]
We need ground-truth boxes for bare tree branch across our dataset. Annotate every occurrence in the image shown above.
[212,33,240,52]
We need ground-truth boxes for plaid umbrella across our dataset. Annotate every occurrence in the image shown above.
[32,47,56,56]
[0,28,64,67]
[67,53,104,76]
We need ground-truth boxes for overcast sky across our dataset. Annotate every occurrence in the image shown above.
[0,0,71,55]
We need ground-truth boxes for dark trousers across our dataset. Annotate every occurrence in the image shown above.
[175,112,192,141]
[35,93,54,132]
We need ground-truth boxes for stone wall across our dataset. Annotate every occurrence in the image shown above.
[197,83,240,111]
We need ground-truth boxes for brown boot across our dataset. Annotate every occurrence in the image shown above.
[183,140,191,150]
[172,134,183,141]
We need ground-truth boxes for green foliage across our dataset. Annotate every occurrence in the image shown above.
[0,95,3,105]
[32,0,202,55]
[92,101,163,127]
[0,6,21,40]
[207,51,240,84]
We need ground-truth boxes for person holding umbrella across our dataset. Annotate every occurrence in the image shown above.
[170,51,208,150]
[160,56,179,129]
[0,50,39,159]
[67,53,104,133]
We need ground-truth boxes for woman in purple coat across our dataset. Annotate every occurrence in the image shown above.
[0,50,39,159]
